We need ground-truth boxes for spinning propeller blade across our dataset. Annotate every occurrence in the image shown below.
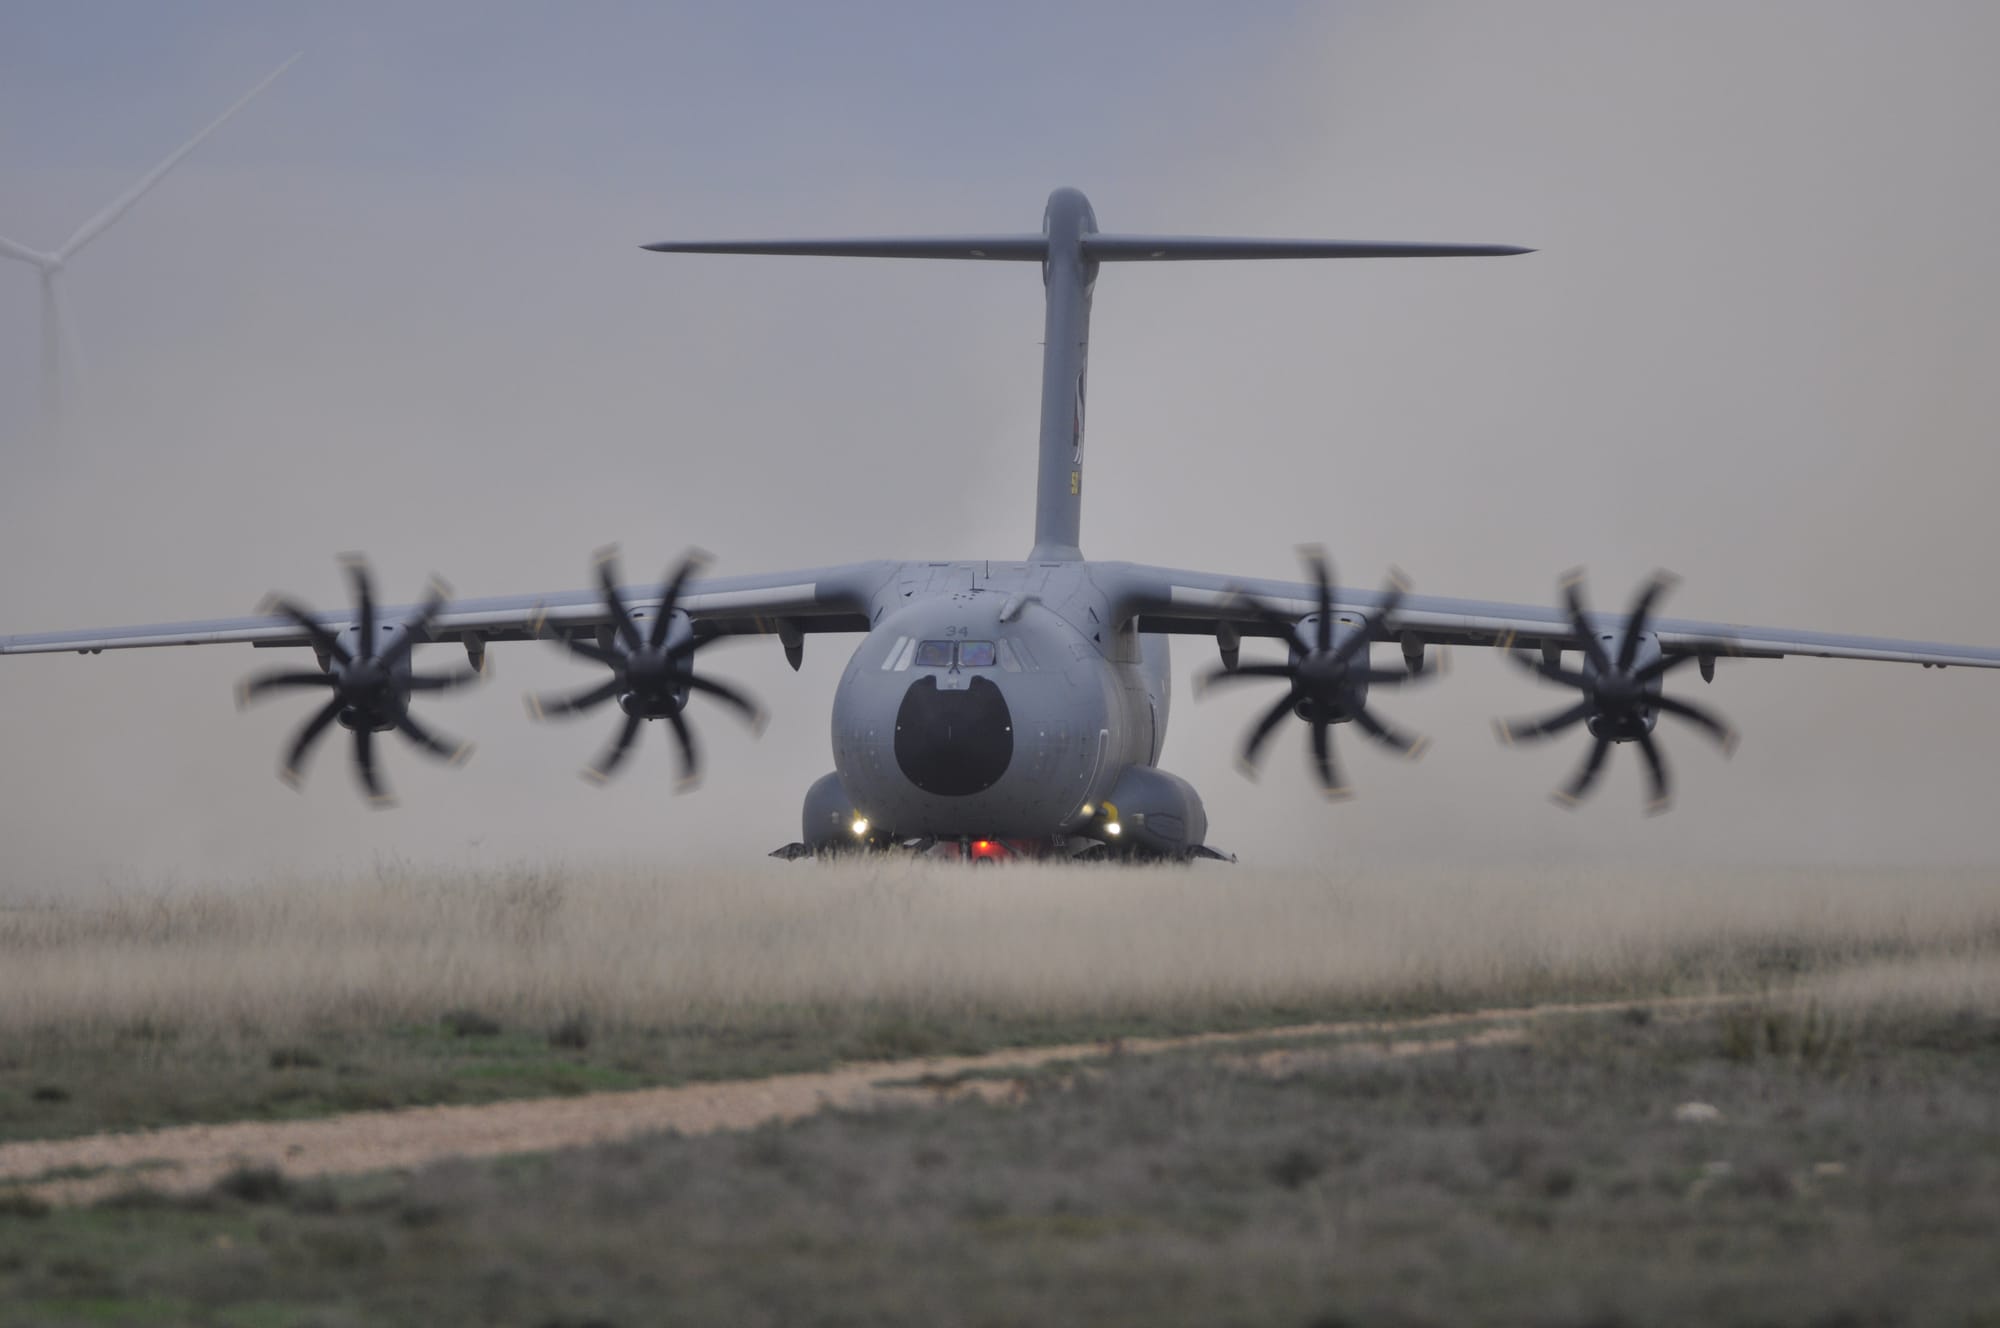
[528,548,764,788]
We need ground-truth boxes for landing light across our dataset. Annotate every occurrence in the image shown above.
[850,816,870,837]
[1104,821,1122,838]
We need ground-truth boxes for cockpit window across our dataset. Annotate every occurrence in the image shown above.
[913,640,998,668]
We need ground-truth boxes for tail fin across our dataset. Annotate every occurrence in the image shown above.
[645,188,1530,561]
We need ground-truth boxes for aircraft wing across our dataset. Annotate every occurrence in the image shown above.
[0,561,896,659]
[1100,561,2000,670]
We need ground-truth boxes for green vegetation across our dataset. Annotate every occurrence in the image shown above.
[4,1003,1998,1327]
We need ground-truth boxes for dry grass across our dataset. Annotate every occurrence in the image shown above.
[2,860,1995,1046]
[5,861,2000,1325]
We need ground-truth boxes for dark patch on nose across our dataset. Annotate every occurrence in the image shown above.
[895,676,1013,796]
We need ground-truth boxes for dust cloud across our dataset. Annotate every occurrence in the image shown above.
[3,4,1998,886]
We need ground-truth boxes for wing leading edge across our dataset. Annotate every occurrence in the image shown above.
[0,562,896,658]
[1101,562,2000,670]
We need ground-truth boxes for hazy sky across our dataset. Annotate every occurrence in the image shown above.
[4,3,1999,885]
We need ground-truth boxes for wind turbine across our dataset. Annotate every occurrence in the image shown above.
[1,53,300,437]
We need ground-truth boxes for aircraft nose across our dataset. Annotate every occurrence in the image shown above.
[894,676,1014,796]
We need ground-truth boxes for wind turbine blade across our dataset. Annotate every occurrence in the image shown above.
[49,269,84,396]
[40,272,61,426]
[57,52,301,262]
[0,235,53,267]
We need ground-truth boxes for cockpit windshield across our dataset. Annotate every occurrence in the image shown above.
[914,640,997,668]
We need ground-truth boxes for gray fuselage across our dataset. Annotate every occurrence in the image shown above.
[830,561,1167,839]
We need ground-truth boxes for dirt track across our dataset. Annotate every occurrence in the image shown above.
[0,996,1719,1206]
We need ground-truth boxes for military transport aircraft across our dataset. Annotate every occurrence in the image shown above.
[6,187,2000,860]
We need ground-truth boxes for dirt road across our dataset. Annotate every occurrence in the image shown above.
[0,996,1717,1206]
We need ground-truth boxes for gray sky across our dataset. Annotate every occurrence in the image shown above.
[4,2,1999,885]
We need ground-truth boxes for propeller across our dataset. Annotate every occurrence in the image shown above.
[236,555,481,806]
[1197,546,1439,800]
[526,546,766,789]
[1493,569,1737,813]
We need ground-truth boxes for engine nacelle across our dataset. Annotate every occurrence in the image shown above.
[1290,612,1374,722]
[1580,629,1663,742]
[328,624,415,733]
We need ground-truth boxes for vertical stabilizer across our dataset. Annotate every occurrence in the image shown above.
[1030,188,1096,560]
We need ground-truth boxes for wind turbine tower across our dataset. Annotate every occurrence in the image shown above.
[1,54,299,438]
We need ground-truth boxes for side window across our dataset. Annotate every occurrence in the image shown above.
[913,640,955,668]
[958,641,997,668]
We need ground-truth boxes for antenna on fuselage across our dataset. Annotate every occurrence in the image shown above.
[643,188,1531,562]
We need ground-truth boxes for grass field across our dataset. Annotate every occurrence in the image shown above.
[2,999,1998,1326]
[1,860,1997,1325]
[1,860,1996,1139]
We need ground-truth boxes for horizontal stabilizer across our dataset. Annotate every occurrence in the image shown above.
[643,235,1047,260]
[644,235,1532,263]
[1083,235,1533,260]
